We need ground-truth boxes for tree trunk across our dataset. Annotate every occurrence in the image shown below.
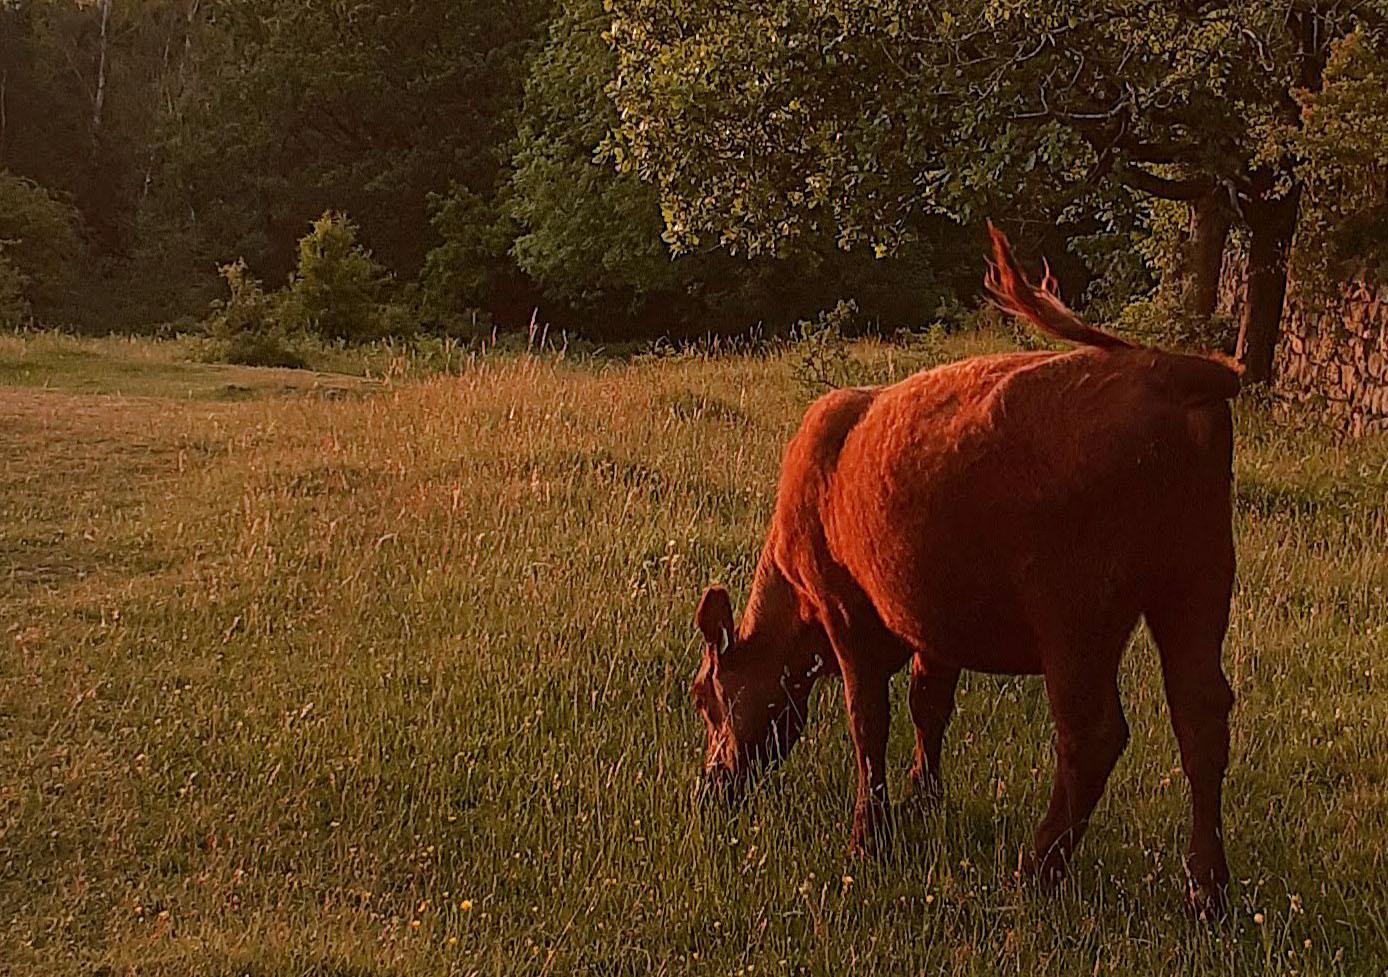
[1237,186,1301,386]
[1183,189,1231,324]
[92,0,112,149]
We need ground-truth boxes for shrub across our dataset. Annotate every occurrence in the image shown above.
[0,250,31,329]
[791,300,864,394]
[283,212,388,342]
[1113,298,1237,352]
[207,260,277,336]
[206,259,305,369]
[221,330,308,370]
[0,171,81,323]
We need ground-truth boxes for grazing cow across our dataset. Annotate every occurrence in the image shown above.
[691,224,1241,917]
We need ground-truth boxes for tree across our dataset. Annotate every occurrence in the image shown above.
[1,0,220,327]
[0,170,82,323]
[501,0,1019,338]
[1293,28,1388,286]
[609,1,1388,381]
[283,212,386,343]
[506,0,683,316]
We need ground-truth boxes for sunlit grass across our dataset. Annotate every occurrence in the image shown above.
[1,333,1385,975]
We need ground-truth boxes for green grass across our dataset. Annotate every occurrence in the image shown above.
[0,330,522,400]
[1,331,1386,975]
[0,332,381,401]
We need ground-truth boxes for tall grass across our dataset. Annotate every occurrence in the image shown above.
[1,335,1385,975]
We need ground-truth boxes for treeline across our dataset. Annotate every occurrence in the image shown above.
[6,1,1388,376]
[0,0,970,342]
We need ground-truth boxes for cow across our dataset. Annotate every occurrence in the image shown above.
[690,224,1241,917]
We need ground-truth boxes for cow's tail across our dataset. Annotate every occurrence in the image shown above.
[984,221,1242,404]
[984,221,1132,351]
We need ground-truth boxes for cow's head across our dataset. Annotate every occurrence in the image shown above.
[690,585,812,805]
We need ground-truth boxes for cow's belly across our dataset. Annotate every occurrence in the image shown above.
[867,559,1046,676]
[827,477,1052,676]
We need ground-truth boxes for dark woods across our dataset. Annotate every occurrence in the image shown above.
[0,0,961,341]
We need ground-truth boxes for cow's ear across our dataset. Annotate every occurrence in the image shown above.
[695,586,735,657]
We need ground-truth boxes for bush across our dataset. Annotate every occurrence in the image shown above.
[0,250,31,329]
[221,330,308,370]
[207,259,277,336]
[283,212,389,342]
[0,171,81,324]
[375,283,491,343]
[1113,298,1237,352]
[205,259,305,369]
[791,300,864,394]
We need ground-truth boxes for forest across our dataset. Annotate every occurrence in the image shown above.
[6,1,1388,378]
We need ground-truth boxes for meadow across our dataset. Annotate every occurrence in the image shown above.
[2,330,1386,976]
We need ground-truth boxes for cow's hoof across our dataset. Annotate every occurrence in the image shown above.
[1015,849,1067,888]
[903,769,944,808]
[1185,879,1229,923]
[847,818,891,860]
[847,829,888,860]
[846,837,876,861]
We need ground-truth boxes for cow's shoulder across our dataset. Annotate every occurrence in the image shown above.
[793,386,877,469]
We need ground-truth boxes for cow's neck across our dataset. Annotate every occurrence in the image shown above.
[736,543,829,688]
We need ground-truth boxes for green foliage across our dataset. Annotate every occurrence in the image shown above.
[605,0,1388,367]
[0,251,31,330]
[219,330,310,370]
[207,260,279,340]
[607,2,1147,258]
[1113,298,1237,354]
[422,187,525,318]
[0,170,82,322]
[13,0,1388,355]
[1294,29,1388,286]
[433,0,982,341]
[507,0,681,308]
[283,213,390,343]
[173,0,550,281]
[205,259,305,368]
[1070,225,1159,323]
[790,299,863,394]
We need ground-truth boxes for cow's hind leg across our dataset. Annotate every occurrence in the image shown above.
[907,657,960,802]
[842,660,892,857]
[1147,583,1235,919]
[1028,637,1132,883]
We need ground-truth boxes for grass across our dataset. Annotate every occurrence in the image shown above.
[1,330,1386,975]
[0,332,388,402]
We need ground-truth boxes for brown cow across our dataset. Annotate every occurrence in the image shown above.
[691,225,1240,917]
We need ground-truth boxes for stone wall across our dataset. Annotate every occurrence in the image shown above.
[1220,261,1388,436]
[1275,281,1388,436]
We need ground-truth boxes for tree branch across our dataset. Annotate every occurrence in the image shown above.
[1115,163,1214,200]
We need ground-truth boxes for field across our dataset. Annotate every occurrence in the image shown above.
[2,330,1387,976]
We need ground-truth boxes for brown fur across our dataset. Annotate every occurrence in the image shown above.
[693,227,1240,918]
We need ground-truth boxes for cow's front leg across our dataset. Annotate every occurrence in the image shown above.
[842,664,892,858]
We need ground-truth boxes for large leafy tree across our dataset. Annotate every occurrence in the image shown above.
[610,1,1388,382]
[0,170,81,324]
[496,0,983,338]
[506,0,684,317]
